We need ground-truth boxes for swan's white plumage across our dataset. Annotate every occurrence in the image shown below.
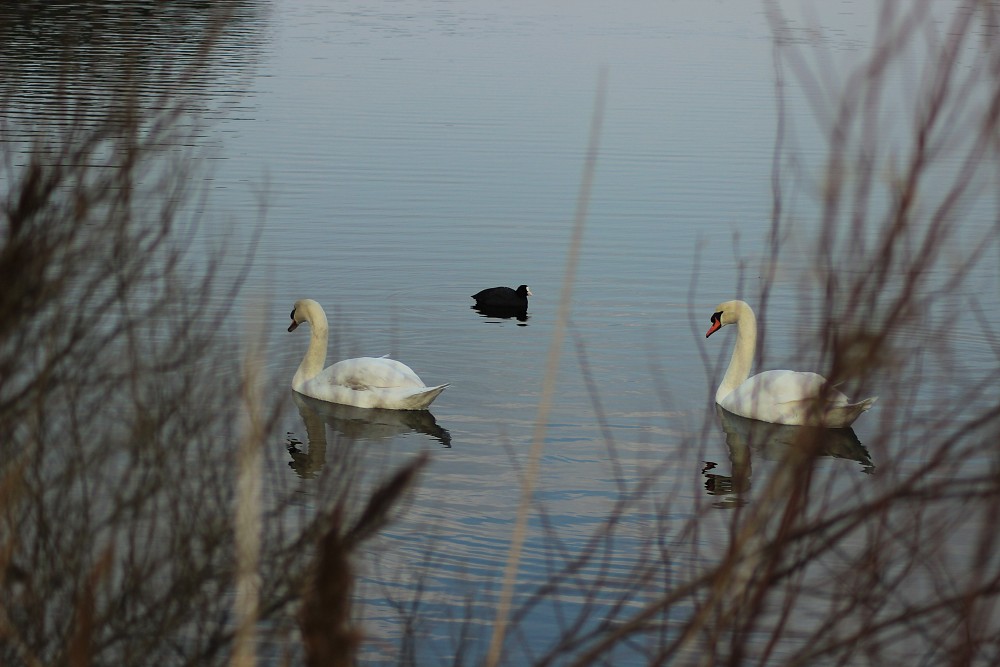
[289,299,448,410]
[706,300,876,428]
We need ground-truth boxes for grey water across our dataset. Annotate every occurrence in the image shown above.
[4,0,998,664]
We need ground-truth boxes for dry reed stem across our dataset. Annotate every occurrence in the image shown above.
[484,68,608,667]
[231,306,268,667]
[299,453,428,667]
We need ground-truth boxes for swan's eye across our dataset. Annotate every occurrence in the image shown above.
[290,308,296,320]
[711,311,723,323]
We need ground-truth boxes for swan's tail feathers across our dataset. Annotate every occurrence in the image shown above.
[399,384,449,410]
[825,396,878,428]
[858,396,878,411]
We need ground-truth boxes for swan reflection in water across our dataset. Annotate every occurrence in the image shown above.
[287,392,452,479]
[470,303,529,324]
[704,405,874,507]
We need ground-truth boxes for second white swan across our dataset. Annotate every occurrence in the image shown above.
[288,299,448,410]
[705,300,876,428]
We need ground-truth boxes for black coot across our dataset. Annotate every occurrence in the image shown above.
[471,284,532,309]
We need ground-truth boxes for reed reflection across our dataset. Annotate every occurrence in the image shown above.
[704,405,874,507]
[288,392,451,479]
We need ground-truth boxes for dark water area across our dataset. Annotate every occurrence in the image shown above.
[0,2,264,133]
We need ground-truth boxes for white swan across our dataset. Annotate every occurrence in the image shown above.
[288,299,448,410]
[705,300,877,428]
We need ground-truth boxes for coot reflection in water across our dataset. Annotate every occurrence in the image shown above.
[470,302,530,323]
[704,405,874,506]
[288,392,451,479]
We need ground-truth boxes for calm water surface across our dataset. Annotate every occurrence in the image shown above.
[5,0,998,664]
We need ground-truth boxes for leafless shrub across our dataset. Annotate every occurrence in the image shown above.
[383,2,1000,665]
[541,2,1000,665]
[0,4,425,666]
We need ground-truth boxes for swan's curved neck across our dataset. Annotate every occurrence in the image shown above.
[294,306,329,386]
[718,306,756,403]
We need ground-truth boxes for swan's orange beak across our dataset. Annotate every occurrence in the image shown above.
[288,320,299,332]
[706,317,722,338]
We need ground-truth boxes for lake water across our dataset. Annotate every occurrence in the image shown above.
[4,0,998,664]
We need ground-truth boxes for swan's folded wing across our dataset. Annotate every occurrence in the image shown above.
[326,357,427,389]
[723,371,875,427]
[735,370,839,405]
